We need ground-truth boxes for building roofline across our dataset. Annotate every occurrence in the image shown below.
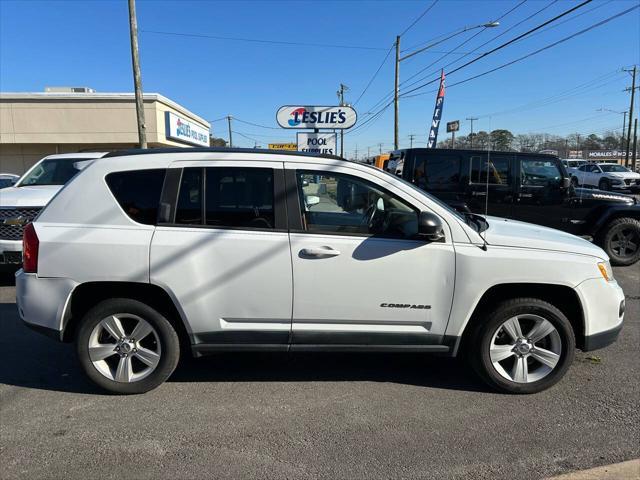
[0,92,210,128]
[102,147,343,160]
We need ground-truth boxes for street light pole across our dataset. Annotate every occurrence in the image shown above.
[393,22,499,150]
[227,116,233,148]
[624,66,637,167]
[128,0,147,149]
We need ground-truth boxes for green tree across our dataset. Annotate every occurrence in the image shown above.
[490,129,515,151]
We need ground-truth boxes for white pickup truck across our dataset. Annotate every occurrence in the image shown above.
[0,152,106,270]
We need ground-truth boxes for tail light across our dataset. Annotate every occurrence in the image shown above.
[23,223,39,273]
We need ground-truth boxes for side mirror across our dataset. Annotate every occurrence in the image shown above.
[561,177,571,188]
[418,211,445,242]
[305,195,320,207]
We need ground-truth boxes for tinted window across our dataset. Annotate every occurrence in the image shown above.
[174,167,274,229]
[470,155,510,185]
[600,164,628,172]
[175,168,203,224]
[521,158,562,186]
[297,170,418,238]
[413,154,461,190]
[106,169,166,225]
[205,167,274,229]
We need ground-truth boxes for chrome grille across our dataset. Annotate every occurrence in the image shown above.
[0,207,42,241]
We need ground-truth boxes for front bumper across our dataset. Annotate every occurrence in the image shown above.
[575,277,625,352]
[15,270,78,341]
[0,239,22,270]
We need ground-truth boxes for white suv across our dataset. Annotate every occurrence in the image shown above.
[16,148,625,394]
[0,152,106,270]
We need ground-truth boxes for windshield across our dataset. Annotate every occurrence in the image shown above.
[600,164,629,173]
[0,178,15,189]
[17,158,94,186]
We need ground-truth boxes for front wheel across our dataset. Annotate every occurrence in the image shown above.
[469,298,575,394]
[599,217,640,266]
[598,178,610,191]
[76,298,180,394]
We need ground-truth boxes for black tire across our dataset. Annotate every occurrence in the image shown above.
[598,217,640,266]
[598,178,610,191]
[76,298,180,394]
[468,298,575,394]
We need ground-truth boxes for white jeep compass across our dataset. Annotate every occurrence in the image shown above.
[16,148,625,394]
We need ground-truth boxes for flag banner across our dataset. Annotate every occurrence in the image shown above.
[427,70,446,148]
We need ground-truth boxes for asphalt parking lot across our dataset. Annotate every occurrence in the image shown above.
[0,266,638,480]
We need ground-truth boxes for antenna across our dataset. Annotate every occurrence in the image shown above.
[484,117,491,216]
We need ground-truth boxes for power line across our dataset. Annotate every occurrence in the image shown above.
[399,0,637,99]
[400,0,439,37]
[353,43,395,106]
[233,117,281,130]
[140,29,387,51]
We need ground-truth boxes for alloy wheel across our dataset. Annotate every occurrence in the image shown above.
[489,314,562,384]
[88,314,162,383]
[610,227,640,258]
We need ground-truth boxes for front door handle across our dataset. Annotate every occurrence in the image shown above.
[300,246,341,257]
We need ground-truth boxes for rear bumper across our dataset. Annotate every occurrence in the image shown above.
[15,270,77,341]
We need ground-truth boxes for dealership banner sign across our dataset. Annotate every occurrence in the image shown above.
[165,112,210,147]
[587,150,628,159]
[277,105,357,129]
[297,132,336,155]
[427,70,446,148]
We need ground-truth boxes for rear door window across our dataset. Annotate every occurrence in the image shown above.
[173,167,275,229]
[106,169,166,225]
[470,155,510,185]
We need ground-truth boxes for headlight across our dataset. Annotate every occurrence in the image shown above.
[597,261,614,282]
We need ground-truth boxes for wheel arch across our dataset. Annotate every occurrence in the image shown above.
[592,208,640,238]
[458,283,586,353]
[62,281,192,350]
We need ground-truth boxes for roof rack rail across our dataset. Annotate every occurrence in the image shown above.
[103,147,344,160]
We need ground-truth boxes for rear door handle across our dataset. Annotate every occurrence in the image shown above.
[300,246,341,257]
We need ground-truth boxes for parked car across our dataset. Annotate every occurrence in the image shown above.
[570,163,640,192]
[560,159,586,170]
[386,149,640,266]
[17,147,625,394]
[0,173,20,189]
[0,152,106,270]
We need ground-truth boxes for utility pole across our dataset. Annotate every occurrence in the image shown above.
[467,117,478,148]
[128,0,147,148]
[337,83,349,158]
[378,143,383,154]
[622,111,627,150]
[394,35,401,150]
[624,66,637,167]
[632,118,638,171]
[408,134,415,148]
[354,145,359,161]
[227,116,233,148]
[367,146,371,160]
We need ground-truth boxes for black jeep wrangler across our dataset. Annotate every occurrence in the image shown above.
[386,148,640,266]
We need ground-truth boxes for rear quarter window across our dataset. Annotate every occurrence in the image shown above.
[106,169,166,225]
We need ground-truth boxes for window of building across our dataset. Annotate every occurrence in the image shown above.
[106,169,166,225]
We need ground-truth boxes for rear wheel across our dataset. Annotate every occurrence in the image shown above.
[599,217,640,266]
[469,298,575,394]
[76,298,180,394]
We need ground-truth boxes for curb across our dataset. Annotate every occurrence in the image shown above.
[545,459,640,479]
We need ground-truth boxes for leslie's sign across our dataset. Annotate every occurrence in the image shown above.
[276,105,357,129]
[165,112,210,147]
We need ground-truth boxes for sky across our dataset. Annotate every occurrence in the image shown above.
[1,0,639,157]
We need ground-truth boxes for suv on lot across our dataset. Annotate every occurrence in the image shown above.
[17,148,625,394]
[569,162,640,192]
[386,149,640,266]
[0,152,106,270]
